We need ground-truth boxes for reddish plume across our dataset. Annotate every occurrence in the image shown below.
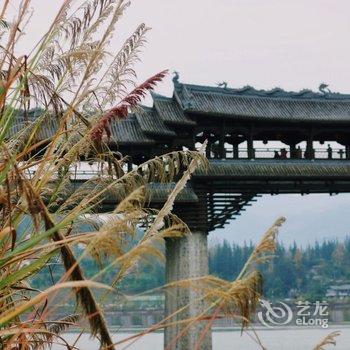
[91,70,168,143]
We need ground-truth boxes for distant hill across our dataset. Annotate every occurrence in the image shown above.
[31,234,350,301]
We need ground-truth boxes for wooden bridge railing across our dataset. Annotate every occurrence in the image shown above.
[207,147,348,160]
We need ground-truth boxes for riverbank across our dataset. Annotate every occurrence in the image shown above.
[64,321,350,334]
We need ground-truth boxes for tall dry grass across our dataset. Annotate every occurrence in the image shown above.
[0,1,341,349]
[0,1,198,348]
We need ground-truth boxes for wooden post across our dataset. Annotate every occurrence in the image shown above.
[219,133,226,159]
[219,121,226,159]
[290,144,296,159]
[127,160,133,172]
[233,143,239,159]
[247,132,254,159]
[306,129,314,159]
[204,133,212,159]
[346,145,350,160]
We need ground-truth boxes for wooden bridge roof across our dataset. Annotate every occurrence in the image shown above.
[109,115,155,146]
[10,80,350,146]
[173,81,350,123]
[134,107,176,137]
[152,94,196,126]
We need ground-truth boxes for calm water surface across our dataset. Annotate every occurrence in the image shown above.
[54,326,350,350]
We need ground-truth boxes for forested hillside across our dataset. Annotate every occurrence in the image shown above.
[209,238,350,301]
[32,238,350,301]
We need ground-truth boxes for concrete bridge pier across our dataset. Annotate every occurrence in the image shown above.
[164,231,212,350]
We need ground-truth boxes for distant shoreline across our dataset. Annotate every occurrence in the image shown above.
[63,323,350,334]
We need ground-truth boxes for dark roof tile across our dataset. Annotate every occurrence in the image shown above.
[135,107,176,137]
[152,94,196,126]
[109,116,155,146]
[174,83,350,123]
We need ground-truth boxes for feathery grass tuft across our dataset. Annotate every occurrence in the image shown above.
[312,331,341,350]
[90,70,168,143]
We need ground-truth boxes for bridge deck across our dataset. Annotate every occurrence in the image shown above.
[197,159,350,179]
[63,159,350,230]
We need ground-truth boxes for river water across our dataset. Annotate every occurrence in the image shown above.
[53,325,350,349]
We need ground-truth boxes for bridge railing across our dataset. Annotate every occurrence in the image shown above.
[220,147,347,160]
[25,147,349,181]
[25,169,115,180]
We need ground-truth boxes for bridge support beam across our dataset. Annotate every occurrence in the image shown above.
[164,231,212,350]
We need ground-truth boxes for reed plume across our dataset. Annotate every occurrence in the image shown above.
[312,331,341,350]
[90,70,168,143]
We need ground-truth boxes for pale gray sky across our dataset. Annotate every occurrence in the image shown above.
[10,0,350,245]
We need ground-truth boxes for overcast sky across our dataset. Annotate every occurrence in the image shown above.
[10,0,350,246]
